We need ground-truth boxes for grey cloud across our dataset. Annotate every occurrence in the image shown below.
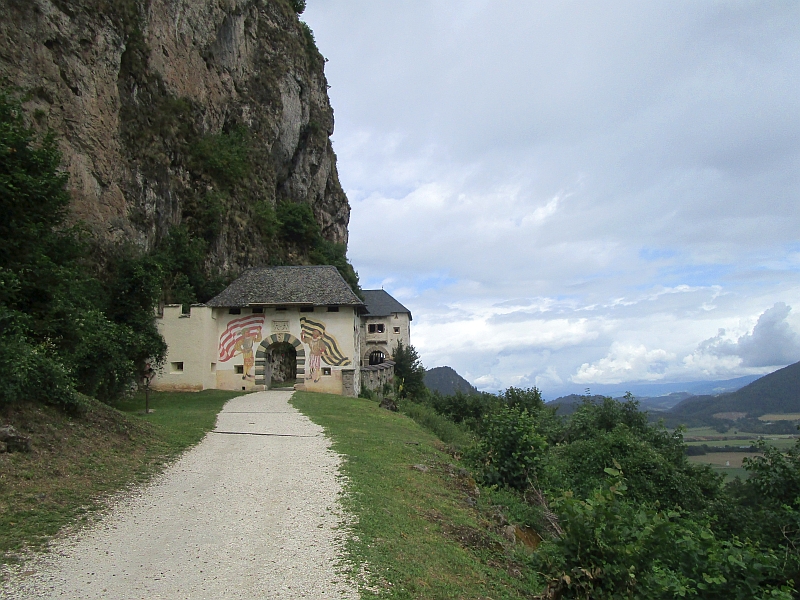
[701,303,800,367]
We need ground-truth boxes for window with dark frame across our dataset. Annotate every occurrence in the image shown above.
[235,365,244,374]
[228,307,241,315]
[327,306,339,312]
[300,306,314,313]
[252,306,264,313]
[393,326,400,334]
[368,323,386,334]
[322,367,331,376]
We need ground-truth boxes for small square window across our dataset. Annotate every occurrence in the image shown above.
[171,361,184,373]
[393,326,400,334]
[235,365,244,374]
[228,307,241,315]
[322,367,331,376]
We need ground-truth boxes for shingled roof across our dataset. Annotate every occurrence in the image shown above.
[361,289,413,321]
[206,266,363,307]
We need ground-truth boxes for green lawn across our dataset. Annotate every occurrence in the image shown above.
[291,391,538,599]
[114,389,243,452]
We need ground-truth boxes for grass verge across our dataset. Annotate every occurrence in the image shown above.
[0,390,240,568]
[291,391,541,599]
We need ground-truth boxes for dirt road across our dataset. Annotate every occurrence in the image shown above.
[1,391,357,599]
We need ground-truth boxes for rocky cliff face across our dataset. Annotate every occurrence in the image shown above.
[0,0,349,272]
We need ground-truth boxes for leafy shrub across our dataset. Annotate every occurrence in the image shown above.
[427,389,501,428]
[253,198,277,242]
[359,383,375,400]
[549,396,720,510]
[276,201,319,249]
[190,127,251,189]
[468,406,547,491]
[0,310,80,409]
[536,470,793,599]
[183,190,226,242]
[151,225,228,305]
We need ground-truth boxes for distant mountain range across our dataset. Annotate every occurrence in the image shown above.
[665,361,800,425]
[544,361,800,429]
[423,362,800,430]
[540,375,762,402]
[424,366,479,396]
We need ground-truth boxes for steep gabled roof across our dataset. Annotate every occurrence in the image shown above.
[361,289,413,321]
[206,265,363,307]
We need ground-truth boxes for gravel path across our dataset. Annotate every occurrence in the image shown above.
[1,391,358,599]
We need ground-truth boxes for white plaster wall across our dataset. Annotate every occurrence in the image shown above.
[153,305,217,391]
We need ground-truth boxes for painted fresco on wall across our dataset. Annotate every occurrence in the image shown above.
[300,317,351,383]
[219,315,265,381]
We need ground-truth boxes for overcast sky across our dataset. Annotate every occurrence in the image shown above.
[303,1,800,398]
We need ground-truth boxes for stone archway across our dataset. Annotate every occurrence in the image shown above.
[363,345,389,367]
[255,333,306,388]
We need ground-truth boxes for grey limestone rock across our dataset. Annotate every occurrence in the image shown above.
[0,0,350,272]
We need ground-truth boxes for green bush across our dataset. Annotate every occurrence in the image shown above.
[468,406,547,491]
[190,127,251,189]
[253,198,278,242]
[276,201,319,249]
[548,396,720,510]
[427,389,501,428]
[536,470,793,599]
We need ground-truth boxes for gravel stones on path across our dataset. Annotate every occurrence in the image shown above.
[2,391,358,599]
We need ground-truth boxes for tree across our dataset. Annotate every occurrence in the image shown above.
[0,90,165,407]
[392,342,426,400]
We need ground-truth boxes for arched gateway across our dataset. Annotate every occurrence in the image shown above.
[254,333,306,388]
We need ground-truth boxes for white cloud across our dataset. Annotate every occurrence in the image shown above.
[304,2,800,394]
[572,344,675,385]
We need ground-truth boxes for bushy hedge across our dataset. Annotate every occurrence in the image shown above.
[403,380,800,596]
